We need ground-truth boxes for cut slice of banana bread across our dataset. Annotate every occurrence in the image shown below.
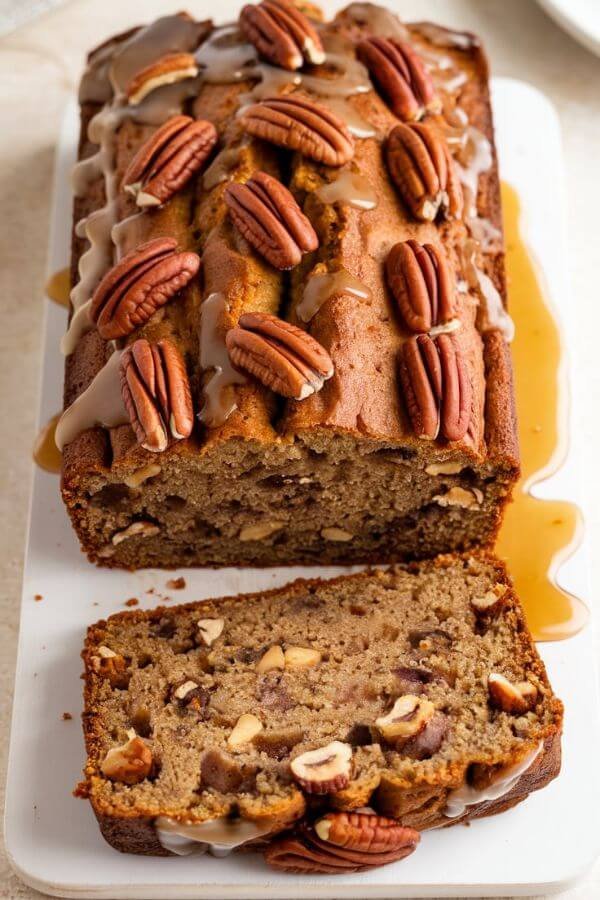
[78,553,562,870]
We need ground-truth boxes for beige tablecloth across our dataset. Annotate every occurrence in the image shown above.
[1,1,599,896]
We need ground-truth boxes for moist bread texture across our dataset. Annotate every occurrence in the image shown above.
[78,554,562,861]
[61,4,519,569]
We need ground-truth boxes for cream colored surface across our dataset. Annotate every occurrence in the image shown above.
[0,0,599,896]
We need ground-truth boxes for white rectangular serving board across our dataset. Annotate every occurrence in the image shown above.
[5,76,600,899]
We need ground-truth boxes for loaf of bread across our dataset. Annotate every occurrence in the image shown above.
[58,1,518,568]
[77,554,562,870]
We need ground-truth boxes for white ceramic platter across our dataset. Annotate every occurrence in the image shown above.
[536,0,600,57]
[4,77,600,898]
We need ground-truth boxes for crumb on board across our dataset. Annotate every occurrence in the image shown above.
[125,597,139,607]
[62,712,73,721]
[166,577,186,590]
[34,594,43,602]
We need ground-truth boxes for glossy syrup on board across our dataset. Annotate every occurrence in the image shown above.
[496,182,587,641]
[33,413,62,474]
[45,268,70,307]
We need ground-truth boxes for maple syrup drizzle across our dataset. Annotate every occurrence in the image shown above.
[33,414,62,474]
[316,169,377,210]
[496,183,587,641]
[45,268,71,307]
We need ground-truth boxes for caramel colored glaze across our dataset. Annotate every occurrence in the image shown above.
[45,268,71,307]
[33,414,62,473]
[496,183,587,641]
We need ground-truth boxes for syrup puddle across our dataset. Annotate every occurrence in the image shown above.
[45,268,70,307]
[33,413,62,474]
[496,183,587,641]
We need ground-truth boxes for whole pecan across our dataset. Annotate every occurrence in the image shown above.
[122,115,218,207]
[357,37,439,121]
[224,171,318,269]
[240,95,354,166]
[126,52,199,106]
[90,238,200,340]
[397,333,472,441]
[120,338,194,452]
[225,311,333,399]
[386,240,456,333]
[264,812,420,874]
[386,122,463,221]
[240,0,325,70]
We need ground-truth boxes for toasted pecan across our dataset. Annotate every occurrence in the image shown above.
[357,37,439,121]
[225,311,333,400]
[122,115,217,207]
[240,95,354,166]
[224,171,318,269]
[90,238,200,340]
[120,338,193,452]
[240,0,325,69]
[386,122,463,221]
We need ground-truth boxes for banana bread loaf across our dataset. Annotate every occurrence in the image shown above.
[58,1,519,569]
[77,554,562,870]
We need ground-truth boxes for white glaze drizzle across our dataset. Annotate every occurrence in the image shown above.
[155,816,274,857]
[298,269,371,323]
[55,349,127,450]
[198,293,247,427]
[316,169,378,210]
[444,742,543,819]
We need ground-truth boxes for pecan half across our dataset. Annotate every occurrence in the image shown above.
[386,122,463,221]
[264,812,419,873]
[225,311,334,399]
[120,338,194,452]
[357,37,439,121]
[240,95,354,166]
[122,115,218,207]
[240,0,325,70]
[224,171,318,269]
[90,237,200,340]
[386,240,456,333]
[397,333,472,441]
[126,52,199,106]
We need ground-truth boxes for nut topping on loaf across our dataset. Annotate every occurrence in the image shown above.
[90,238,200,339]
[386,240,456,334]
[356,37,440,121]
[225,311,334,398]
[224,171,319,268]
[386,121,463,220]
[240,0,325,69]
[240,95,355,165]
[120,339,193,452]
[122,115,218,207]
[61,3,520,567]
[398,333,472,441]
[126,52,200,106]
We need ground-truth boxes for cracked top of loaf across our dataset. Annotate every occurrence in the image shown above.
[61,2,518,488]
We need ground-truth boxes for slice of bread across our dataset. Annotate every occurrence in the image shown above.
[78,553,562,869]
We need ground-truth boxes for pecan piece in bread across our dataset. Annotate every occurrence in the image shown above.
[225,171,318,269]
[386,122,463,221]
[398,333,472,441]
[386,240,457,334]
[226,312,334,399]
[240,95,354,166]
[240,0,325,69]
[120,338,194,453]
[357,37,439,121]
[122,115,218,207]
[126,52,199,105]
[264,812,419,873]
[90,238,200,340]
